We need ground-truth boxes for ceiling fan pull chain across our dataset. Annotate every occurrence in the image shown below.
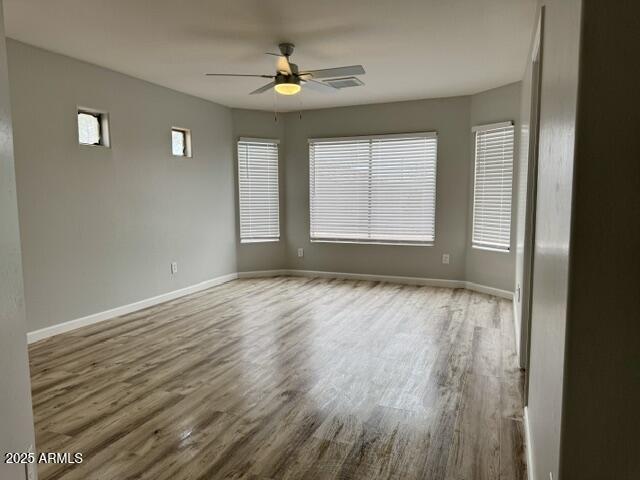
[272,89,278,122]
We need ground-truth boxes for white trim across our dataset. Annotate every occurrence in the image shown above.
[238,137,280,144]
[471,244,511,253]
[463,281,513,299]
[237,269,289,278]
[524,406,535,480]
[27,273,238,344]
[513,295,521,358]
[308,131,437,143]
[288,269,464,288]
[471,121,514,132]
[238,269,512,299]
[310,239,434,247]
[27,270,513,344]
[531,7,543,64]
[240,238,280,244]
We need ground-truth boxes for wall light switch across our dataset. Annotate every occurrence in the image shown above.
[171,261,178,274]
[442,254,450,265]
[297,248,304,257]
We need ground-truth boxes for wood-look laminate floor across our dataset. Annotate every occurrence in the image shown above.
[29,276,526,480]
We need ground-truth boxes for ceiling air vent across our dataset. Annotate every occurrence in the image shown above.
[323,77,364,89]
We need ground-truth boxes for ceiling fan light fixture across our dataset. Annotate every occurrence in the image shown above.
[274,74,301,95]
[274,81,301,96]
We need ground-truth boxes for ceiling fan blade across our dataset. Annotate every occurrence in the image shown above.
[301,65,365,79]
[276,56,292,75]
[264,52,292,74]
[249,82,275,95]
[205,73,274,78]
[302,79,338,93]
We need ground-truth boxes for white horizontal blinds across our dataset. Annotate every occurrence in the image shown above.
[472,123,514,251]
[310,133,437,244]
[310,139,370,241]
[238,138,280,242]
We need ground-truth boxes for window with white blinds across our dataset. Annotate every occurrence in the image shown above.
[472,122,514,251]
[238,138,280,243]
[309,133,437,245]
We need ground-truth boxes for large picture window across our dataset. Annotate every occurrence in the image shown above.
[238,138,280,243]
[309,133,437,245]
[471,122,514,251]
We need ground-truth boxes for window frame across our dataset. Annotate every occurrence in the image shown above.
[77,107,110,148]
[308,131,438,246]
[237,137,280,244]
[171,127,192,158]
[471,121,515,252]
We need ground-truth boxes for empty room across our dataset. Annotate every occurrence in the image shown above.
[1,1,638,479]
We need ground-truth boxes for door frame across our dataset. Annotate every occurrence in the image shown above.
[520,7,544,404]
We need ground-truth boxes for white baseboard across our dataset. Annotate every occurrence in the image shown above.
[238,269,513,299]
[464,281,513,299]
[237,269,289,278]
[513,298,522,360]
[28,269,513,344]
[289,269,466,289]
[524,406,535,480]
[27,272,238,344]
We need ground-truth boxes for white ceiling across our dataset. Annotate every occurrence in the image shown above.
[3,0,537,111]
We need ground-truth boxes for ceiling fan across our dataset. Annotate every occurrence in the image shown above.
[205,43,365,96]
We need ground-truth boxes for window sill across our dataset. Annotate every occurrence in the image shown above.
[471,245,510,253]
[240,238,280,244]
[311,239,434,247]
[79,143,110,149]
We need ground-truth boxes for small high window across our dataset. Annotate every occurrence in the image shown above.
[171,127,192,157]
[77,108,109,147]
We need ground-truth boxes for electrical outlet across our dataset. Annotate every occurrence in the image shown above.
[297,248,304,257]
[442,254,450,265]
[171,261,178,274]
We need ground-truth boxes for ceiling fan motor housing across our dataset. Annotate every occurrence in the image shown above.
[279,42,295,57]
[275,73,300,86]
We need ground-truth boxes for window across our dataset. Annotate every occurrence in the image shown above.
[171,127,192,157]
[472,122,514,251]
[309,132,437,245]
[237,138,280,242]
[77,108,109,147]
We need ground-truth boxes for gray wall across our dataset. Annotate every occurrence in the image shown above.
[8,41,237,332]
[272,86,521,289]
[560,1,640,478]
[232,109,287,272]
[0,2,37,479]
[282,97,472,280]
[520,2,640,478]
[466,82,522,291]
[524,1,581,479]
[9,39,522,338]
